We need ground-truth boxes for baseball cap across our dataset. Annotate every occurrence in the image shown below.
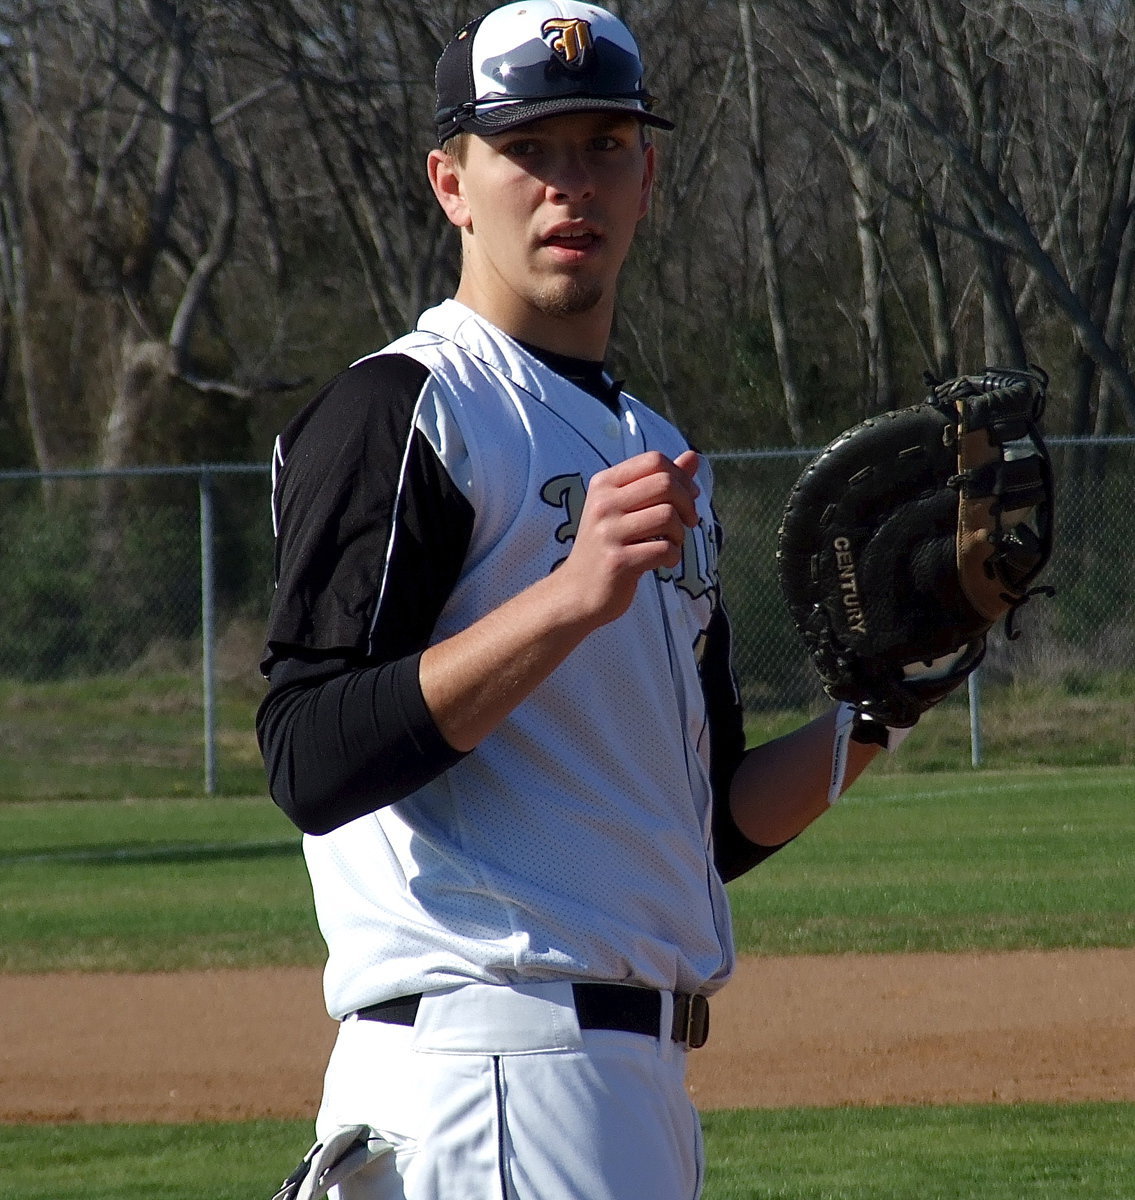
[434,1,674,144]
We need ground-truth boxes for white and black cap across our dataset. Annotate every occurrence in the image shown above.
[435,1,674,144]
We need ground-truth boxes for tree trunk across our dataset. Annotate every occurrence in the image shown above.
[101,336,171,472]
[835,78,893,412]
[973,229,1027,367]
[739,0,805,443]
[914,200,956,379]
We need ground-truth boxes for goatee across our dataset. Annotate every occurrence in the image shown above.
[535,279,604,317]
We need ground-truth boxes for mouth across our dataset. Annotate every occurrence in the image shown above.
[541,224,603,254]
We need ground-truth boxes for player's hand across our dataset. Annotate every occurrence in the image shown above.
[559,449,701,626]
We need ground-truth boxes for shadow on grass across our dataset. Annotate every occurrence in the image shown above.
[1,840,301,867]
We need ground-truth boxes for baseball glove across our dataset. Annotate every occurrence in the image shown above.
[776,366,1055,731]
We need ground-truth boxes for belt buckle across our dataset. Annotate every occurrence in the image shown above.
[671,993,709,1049]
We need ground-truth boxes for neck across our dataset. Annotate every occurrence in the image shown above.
[452,278,614,361]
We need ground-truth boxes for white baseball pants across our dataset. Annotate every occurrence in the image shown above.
[312,981,705,1200]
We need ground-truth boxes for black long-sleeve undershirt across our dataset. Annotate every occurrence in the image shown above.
[257,652,466,835]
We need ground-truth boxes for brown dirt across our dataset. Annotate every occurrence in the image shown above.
[2,948,1133,1124]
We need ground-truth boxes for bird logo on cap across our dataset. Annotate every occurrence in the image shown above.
[541,18,593,69]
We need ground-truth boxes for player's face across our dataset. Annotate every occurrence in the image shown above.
[429,112,655,353]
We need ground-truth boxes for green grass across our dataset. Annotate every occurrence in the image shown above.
[744,676,1135,772]
[700,1103,1135,1199]
[727,765,1135,955]
[2,1105,1132,1199]
[0,672,266,799]
[0,767,1131,970]
[0,1121,307,1200]
[0,797,321,971]
[2,671,1134,803]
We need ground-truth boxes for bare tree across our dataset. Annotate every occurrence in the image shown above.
[738,0,805,440]
[1015,2,1135,438]
[0,12,58,471]
[758,0,1135,429]
[0,0,306,477]
[241,0,465,346]
[5,0,1135,466]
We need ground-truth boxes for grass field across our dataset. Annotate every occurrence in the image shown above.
[3,762,1132,1197]
[1,1105,1132,1200]
[2,670,1133,801]
[728,766,1135,955]
[0,672,268,799]
[1,766,1131,970]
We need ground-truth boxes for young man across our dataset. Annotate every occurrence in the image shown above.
[259,4,882,1198]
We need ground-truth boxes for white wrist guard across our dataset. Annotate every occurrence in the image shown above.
[828,702,914,805]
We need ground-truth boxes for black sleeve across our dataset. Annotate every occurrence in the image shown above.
[257,354,475,835]
[703,582,793,883]
[256,652,466,835]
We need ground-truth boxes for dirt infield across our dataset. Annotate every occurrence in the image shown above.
[2,948,1133,1124]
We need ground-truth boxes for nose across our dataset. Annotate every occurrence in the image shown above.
[545,148,595,204]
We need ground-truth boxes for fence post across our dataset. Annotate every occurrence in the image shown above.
[967,665,983,767]
[199,470,218,795]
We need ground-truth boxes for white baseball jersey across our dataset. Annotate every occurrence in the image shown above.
[293,301,736,1019]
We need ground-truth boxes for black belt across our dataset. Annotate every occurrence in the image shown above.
[353,983,710,1050]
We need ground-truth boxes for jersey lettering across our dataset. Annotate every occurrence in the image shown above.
[540,471,719,601]
[657,520,719,601]
[540,473,587,545]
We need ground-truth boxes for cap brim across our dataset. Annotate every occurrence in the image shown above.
[441,96,674,142]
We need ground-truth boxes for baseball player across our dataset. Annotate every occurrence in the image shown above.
[258,4,886,1198]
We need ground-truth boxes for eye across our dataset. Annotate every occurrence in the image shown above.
[502,138,541,158]
[590,134,622,152]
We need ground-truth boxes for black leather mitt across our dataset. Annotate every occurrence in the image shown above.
[776,367,1055,729]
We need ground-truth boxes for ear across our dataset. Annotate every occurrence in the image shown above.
[427,148,472,229]
[636,140,656,222]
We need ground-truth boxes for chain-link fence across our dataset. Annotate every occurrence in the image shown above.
[1,440,1131,798]
[0,465,273,799]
